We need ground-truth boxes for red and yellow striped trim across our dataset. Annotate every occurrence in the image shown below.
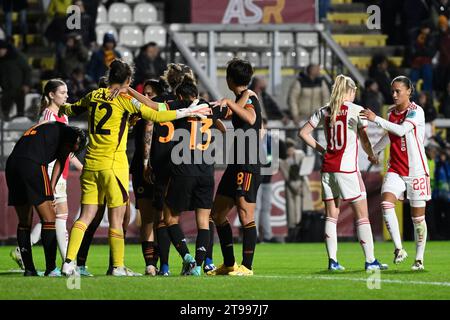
[41,165,51,196]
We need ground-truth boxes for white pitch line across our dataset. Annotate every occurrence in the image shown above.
[253,275,450,287]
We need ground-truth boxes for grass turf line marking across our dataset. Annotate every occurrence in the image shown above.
[252,275,450,287]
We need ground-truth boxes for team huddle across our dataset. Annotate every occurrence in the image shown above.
[6,57,429,277]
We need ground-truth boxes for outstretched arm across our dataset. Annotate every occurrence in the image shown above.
[360,108,415,137]
[127,87,161,110]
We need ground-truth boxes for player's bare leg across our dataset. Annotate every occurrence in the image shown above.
[324,198,343,270]
[381,192,407,264]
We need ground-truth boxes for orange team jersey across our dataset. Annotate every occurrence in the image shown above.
[59,88,177,171]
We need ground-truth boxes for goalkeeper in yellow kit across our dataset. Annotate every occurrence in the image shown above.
[61,59,210,276]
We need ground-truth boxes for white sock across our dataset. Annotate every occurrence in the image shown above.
[381,201,403,250]
[325,217,338,261]
[30,222,42,246]
[356,218,375,263]
[55,214,69,261]
[412,216,427,262]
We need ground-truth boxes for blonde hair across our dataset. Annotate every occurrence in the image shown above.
[161,63,196,91]
[327,75,357,125]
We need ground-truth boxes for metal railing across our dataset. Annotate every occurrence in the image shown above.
[165,23,366,98]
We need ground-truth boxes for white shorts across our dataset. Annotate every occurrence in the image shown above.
[381,172,431,201]
[321,171,366,201]
[54,177,67,204]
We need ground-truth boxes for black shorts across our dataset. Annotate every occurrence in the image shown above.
[6,157,54,206]
[131,168,170,211]
[216,166,261,203]
[165,175,215,212]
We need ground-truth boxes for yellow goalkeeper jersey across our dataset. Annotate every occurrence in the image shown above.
[60,88,176,171]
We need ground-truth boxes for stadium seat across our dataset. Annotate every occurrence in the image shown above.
[24,93,41,117]
[115,46,134,64]
[119,25,144,48]
[327,12,368,25]
[216,51,234,67]
[177,32,195,47]
[144,25,166,47]
[2,118,35,156]
[279,32,294,47]
[244,33,269,47]
[125,0,143,3]
[134,3,158,24]
[219,33,244,46]
[332,34,388,47]
[108,3,132,25]
[95,24,118,46]
[96,5,108,24]
[237,52,259,67]
[296,33,318,47]
[349,56,404,70]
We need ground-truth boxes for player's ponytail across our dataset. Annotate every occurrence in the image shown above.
[162,63,196,92]
[39,79,66,115]
[108,59,133,85]
[328,75,356,125]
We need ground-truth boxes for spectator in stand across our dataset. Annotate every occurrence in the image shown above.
[279,138,313,242]
[369,54,395,105]
[81,0,100,48]
[360,79,384,116]
[133,42,167,88]
[45,0,72,55]
[424,143,441,240]
[435,0,450,18]
[433,148,450,239]
[72,0,96,48]
[287,64,330,124]
[409,20,437,93]
[440,81,450,118]
[57,33,89,79]
[87,33,121,83]
[402,0,434,41]
[254,119,286,243]
[0,40,32,121]
[65,67,96,103]
[249,76,287,121]
[1,0,28,50]
[435,15,450,94]
[417,91,437,146]
[380,0,406,45]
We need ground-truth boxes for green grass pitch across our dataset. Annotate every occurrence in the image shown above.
[1,241,449,300]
